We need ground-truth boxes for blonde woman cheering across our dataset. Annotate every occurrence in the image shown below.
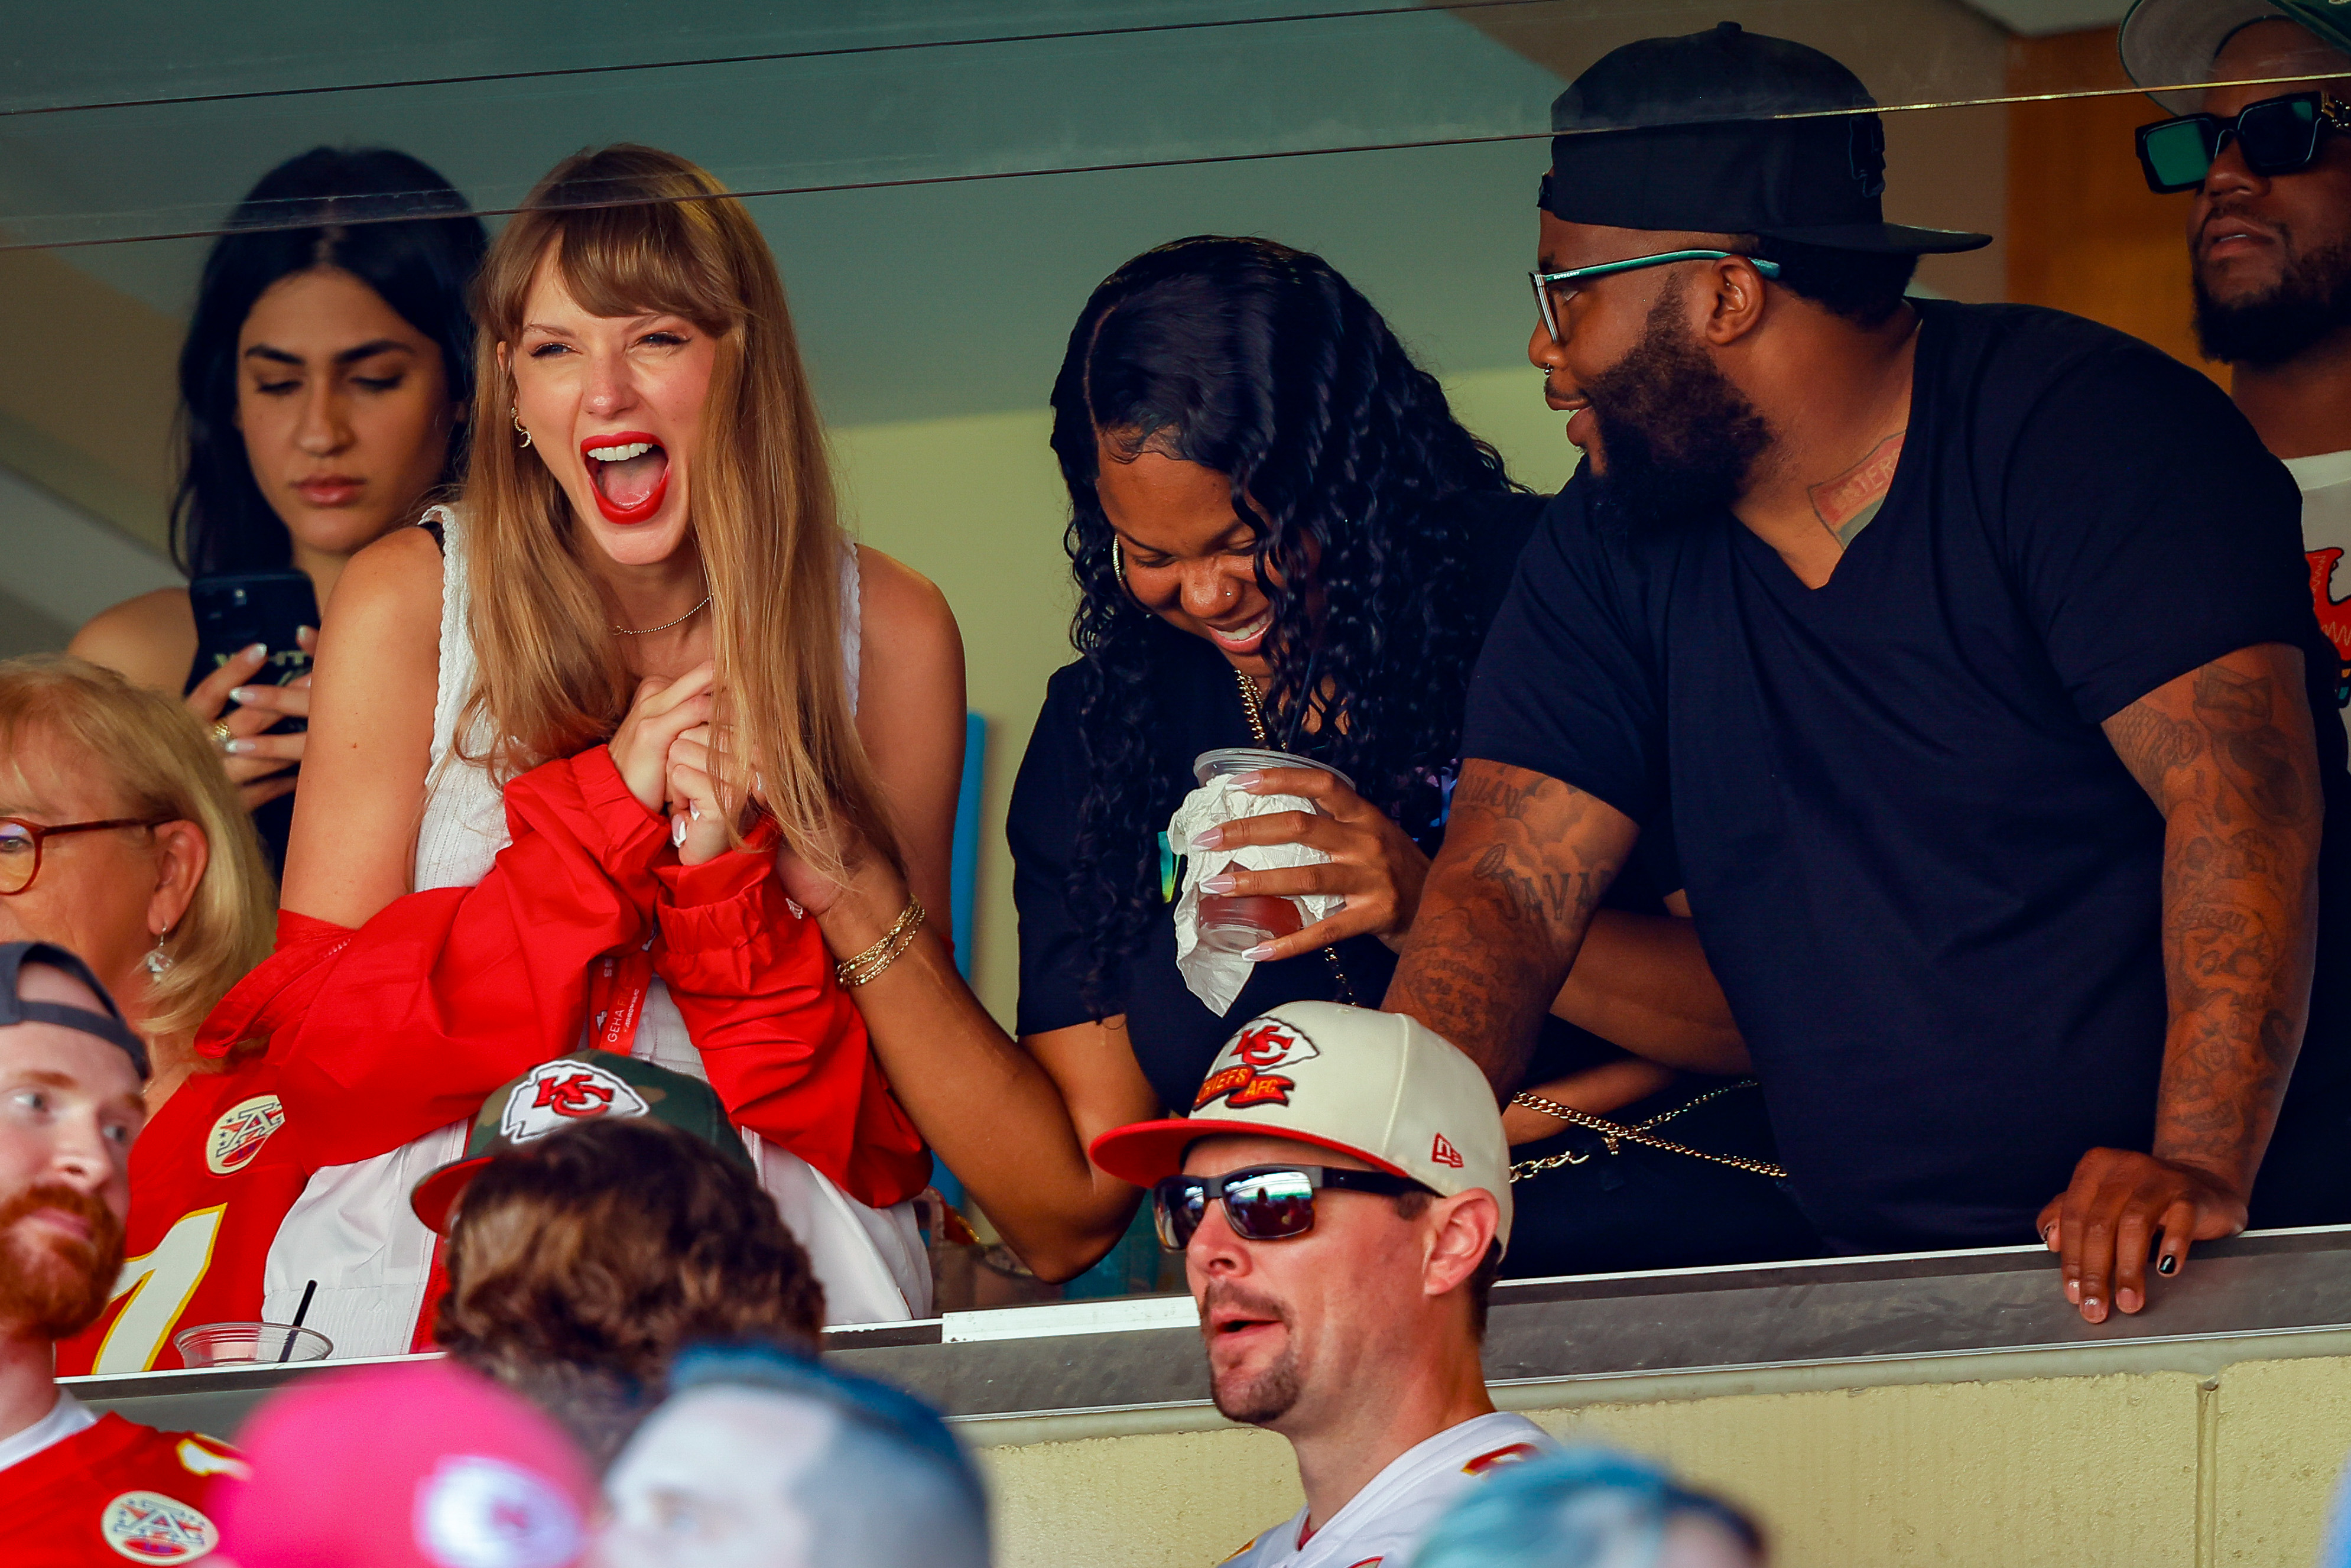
[202,147,966,1352]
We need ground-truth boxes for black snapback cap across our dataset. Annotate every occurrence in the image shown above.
[1541,21,1990,256]
[0,941,150,1079]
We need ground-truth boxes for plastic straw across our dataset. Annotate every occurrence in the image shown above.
[278,1280,317,1363]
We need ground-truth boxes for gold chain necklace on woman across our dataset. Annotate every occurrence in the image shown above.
[1232,667,1353,1005]
[610,590,712,637]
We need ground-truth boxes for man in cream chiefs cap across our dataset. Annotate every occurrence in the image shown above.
[1092,1002,1553,1568]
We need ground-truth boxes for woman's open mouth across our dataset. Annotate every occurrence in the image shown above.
[582,431,671,525]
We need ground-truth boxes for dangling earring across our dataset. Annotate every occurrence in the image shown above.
[1112,537,1128,592]
[511,406,532,449]
[142,931,174,979]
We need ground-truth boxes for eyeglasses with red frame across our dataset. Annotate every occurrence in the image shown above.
[0,817,171,896]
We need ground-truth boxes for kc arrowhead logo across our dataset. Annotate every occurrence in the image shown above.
[1194,1018,1321,1111]
[1430,1132,1464,1168]
[500,1059,649,1145]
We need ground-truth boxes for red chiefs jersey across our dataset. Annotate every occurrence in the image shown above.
[56,1061,305,1377]
[2,1409,242,1565]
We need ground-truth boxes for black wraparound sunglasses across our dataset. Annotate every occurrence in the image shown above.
[1151,1164,1430,1251]
[2137,91,2351,193]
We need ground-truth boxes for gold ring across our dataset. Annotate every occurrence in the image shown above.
[210,720,233,752]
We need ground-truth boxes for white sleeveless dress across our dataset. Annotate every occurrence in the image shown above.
[262,507,929,1355]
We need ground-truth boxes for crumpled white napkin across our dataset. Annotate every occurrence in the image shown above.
[1165,774,1343,1015]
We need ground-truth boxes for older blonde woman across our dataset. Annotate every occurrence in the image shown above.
[0,657,293,1374]
[0,656,271,1099]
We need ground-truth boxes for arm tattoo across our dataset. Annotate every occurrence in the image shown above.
[2103,645,2323,1190]
[1385,760,1637,1090]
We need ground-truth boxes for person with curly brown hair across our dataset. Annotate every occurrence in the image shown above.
[417,1060,825,1469]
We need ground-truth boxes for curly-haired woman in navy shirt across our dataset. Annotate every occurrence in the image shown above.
[785,238,1816,1280]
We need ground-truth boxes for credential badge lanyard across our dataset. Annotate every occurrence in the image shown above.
[586,934,657,1055]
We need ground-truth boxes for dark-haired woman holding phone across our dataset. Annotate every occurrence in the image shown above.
[781,236,1820,1283]
[72,147,486,871]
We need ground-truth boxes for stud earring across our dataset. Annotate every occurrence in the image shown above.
[511,407,532,449]
[143,931,174,979]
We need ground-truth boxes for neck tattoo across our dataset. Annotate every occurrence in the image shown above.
[1807,430,1906,551]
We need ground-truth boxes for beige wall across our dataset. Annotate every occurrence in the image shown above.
[834,366,1583,1024]
[976,1352,2351,1568]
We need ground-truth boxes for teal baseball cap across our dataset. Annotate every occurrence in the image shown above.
[409,1048,753,1234]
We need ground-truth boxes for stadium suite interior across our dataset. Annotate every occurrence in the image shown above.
[29,5,2351,1565]
[2,0,2175,1031]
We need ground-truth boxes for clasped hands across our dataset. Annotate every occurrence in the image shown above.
[1187,766,1429,959]
[2037,1147,2248,1323]
[609,661,733,866]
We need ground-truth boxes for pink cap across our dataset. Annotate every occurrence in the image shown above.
[216,1361,593,1568]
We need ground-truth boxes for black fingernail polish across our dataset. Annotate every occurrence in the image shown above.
[2158,1255,2177,1275]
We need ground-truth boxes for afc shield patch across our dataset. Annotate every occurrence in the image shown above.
[205,1095,284,1176]
[100,1491,217,1563]
[499,1060,649,1146]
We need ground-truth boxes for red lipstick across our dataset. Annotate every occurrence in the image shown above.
[580,430,670,525]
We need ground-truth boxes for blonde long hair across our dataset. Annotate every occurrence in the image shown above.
[461,144,895,874]
[0,655,274,1043]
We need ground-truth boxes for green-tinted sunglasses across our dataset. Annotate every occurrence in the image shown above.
[2136,92,2351,194]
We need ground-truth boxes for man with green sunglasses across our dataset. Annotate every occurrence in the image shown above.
[2125,2,2351,739]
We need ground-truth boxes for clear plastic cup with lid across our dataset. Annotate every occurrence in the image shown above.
[1189,748,1355,956]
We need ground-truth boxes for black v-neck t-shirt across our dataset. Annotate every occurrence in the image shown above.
[1463,300,2351,1252]
[1010,491,1675,1113]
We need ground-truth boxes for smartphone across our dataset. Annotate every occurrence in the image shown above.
[186,572,319,736]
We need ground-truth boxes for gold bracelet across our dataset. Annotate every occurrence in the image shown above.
[837,898,925,988]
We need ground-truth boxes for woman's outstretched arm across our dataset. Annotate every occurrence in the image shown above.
[780,844,1158,1284]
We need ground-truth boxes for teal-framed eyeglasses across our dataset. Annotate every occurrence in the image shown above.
[1528,249,1784,345]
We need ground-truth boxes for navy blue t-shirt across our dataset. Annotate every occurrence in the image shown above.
[1463,300,2351,1252]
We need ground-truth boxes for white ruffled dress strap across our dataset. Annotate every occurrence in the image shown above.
[839,540,862,716]
[423,505,471,772]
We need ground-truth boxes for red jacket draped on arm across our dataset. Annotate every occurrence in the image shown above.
[196,745,929,1210]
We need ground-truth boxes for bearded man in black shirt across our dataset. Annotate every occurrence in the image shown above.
[1387,22,2351,1324]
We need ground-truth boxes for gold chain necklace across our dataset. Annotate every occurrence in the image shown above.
[1508,1079,1785,1181]
[610,592,711,637]
[1231,668,1353,1005]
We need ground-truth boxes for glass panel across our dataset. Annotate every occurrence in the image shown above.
[2,4,2329,1318]
[15,0,2340,253]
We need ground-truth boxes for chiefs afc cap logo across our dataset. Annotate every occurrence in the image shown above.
[100,1491,218,1563]
[206,1094,285,1175]
[499,1060,649,1147]
[1194,1018,1321,1112]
